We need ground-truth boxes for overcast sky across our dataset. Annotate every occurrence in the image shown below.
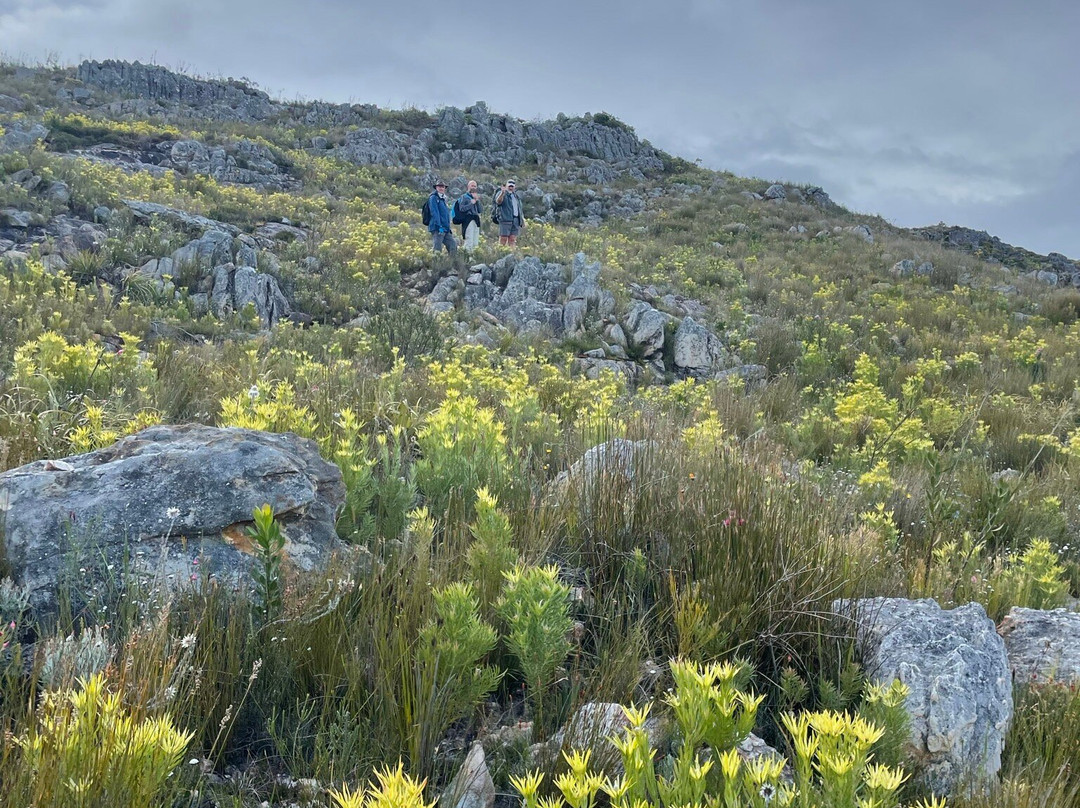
[3,0,1078,258]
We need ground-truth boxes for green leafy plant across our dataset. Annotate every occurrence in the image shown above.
[415,392,511,521]
[466,487,518,618]
[997,539,1069,613]
[497,564,573,734]
[415,581,501,734]
[250,504,285,624]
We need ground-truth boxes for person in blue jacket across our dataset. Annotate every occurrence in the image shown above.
[428,179,458,256]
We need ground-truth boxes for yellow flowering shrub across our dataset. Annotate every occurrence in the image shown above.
[219,380,317,439]
[414,392,510,517]
[326,214,429,284]
[11,673,192,808]
[13,331,154,404]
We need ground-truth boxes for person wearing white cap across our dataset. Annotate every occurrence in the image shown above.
[494,179,524,246]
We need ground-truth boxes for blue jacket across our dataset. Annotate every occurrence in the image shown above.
[428,192,451,233]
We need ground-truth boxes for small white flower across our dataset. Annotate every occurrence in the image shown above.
[248,384,260,401]
[179,633,196,649]
[166,506,180,519]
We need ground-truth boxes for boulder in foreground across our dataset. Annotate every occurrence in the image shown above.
[0,424,345,615]
[835,597,1012,796]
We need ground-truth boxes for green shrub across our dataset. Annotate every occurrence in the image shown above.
[466,487,518,618]
[415,582,501,736]
[497,564,573,735]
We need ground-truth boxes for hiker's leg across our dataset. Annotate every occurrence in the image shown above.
[446,233,458,257]
[432,233,442,253]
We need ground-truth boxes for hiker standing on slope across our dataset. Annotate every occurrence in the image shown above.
[456,180,482,251]
[427,179,458,256]
[494,179,524,247]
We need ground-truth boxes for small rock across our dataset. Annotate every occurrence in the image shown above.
[1,208,32,228]
[45,181,72,206]
[999,607,1080,685]
[441,743,495,808]
[846,224,874,244]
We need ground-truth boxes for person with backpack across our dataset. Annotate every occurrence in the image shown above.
[494,179,524,247]
[454,180,482,251]
[424,179,457,256]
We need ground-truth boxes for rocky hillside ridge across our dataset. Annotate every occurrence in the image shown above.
[912,223,1080,285]
[7,59,1074,278]
[72,60,665,181]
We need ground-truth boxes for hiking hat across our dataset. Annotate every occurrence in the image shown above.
[507,179,516,187]
[433,178,446,187]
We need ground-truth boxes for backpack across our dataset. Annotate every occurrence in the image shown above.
[421,196,432,227]
[451,198,464,225]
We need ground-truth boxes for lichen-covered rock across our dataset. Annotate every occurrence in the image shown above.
[441,743,495,808]
[0,425,345,616]
[124,199,240,236]
[999,607,1080,685]
[835,597,1012,796]
[672,316,731,376]
[625,301,669,358]
[561,439,654,487]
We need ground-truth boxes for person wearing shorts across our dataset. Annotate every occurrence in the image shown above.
[494,179,524,246]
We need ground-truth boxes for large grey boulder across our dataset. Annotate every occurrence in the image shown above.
[172,230,234,268]
[0,425,345,615]
[563,253,605,334]
[491,255,566,334]
[846,224,874,244]
[211,263,291,326]
[0,121,49,152]
[0,208,33,228]
[44,216,108,259]
[673,316,731,376]
[233,266,291,326]
[561,439,654,487]
[572,357,643,386]
[624,302,669,358]
[836,598,1012,796]
[998,607,1080,685]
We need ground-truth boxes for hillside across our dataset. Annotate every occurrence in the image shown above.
[2,58,1080,808]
